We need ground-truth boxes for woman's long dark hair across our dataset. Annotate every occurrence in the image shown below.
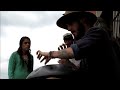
[17,36,33,72]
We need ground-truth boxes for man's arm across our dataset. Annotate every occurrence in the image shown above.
[53,47,74,59]
[51,28,105,60]
[71,27,106,60]
[37,27,105,64]
[37,47,74,64]
[40,47,74,59]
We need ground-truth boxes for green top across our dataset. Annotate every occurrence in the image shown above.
[8,51,34,79]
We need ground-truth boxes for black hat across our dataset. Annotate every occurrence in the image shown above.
[56,11,97,29]
[63,33,73,40]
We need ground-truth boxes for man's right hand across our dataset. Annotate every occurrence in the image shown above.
[36,50,51,65]
[58,43,67,50]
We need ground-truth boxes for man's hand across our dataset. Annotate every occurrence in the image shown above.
[58,43,67,50]
[36,50,51,65]
[58,59,79,70]
[58,59,68,64]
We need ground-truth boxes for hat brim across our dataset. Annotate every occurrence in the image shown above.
[56,12,97,29]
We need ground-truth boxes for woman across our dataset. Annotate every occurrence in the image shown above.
[8,36,34,79]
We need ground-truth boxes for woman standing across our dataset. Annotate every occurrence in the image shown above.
[8,36,34,79]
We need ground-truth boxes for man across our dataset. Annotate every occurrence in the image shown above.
[58,33,81,70]
[36,11,119,80]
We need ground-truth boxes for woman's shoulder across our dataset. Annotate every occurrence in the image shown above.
[11,51,19,56]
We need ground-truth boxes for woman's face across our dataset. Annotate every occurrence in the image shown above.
[22,38,31,51]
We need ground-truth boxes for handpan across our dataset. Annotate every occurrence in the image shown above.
[26,64,74,79]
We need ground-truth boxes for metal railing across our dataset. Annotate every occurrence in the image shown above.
[113,11,120,39]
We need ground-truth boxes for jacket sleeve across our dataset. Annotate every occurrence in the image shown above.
[70,28,107,60]
[8,52,16,79]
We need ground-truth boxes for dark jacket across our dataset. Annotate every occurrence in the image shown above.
[71,27,120,80]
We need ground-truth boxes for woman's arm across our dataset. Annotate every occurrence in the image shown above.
[8,52,16,79]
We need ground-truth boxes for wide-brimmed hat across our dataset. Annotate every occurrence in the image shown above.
[56,11,97,29]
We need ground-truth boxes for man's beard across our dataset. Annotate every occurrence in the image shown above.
[74,23,85,40]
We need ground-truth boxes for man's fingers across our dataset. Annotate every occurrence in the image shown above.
[36,50,42,60]
[62,44,67,49]
[58,60,61,63]
[40,56,46,62]
[37,54,42,60]
[60,45,63,50]
[58,45,63,50]
[58,44,67,50]
[37,54,40,59]
[45,59,50,65]
[58,47,60,50]
[36,50,40,55]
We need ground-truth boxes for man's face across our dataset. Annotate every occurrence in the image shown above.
[66,21,85,40]
[64,39,73,47]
